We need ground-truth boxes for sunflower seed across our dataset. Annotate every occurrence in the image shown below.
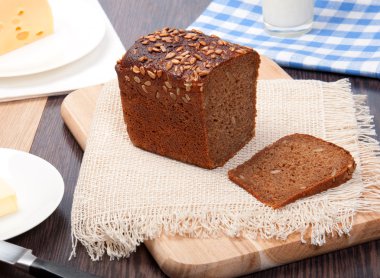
[189,57,197,64]
[184,33,196,39]
[169,92,176,100]
[166,62,173,70]
[194,54,202,60]
[138,56,148,62]
[147,70,156,79]
[132,66,140,73]
[236,49,247,54]
[199,70,209,77]
[165,52,176,59]
[142,85,149,93]
[270,169,281,174]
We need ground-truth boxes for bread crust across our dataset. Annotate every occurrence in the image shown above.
[228,134,356,209]
[115,27,260,169]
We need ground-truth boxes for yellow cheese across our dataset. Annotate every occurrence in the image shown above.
[0,178,18,217]
[0,0,54,55]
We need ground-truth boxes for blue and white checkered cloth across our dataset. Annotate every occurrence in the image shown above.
[188,0,380,79]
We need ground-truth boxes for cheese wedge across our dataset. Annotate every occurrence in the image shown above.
[0,177,18,217]
[0,0,54,55]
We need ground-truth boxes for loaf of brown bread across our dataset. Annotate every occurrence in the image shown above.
[115,27,260,169]
[228,134,356,209]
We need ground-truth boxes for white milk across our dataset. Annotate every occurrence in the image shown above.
[262,0,314,36]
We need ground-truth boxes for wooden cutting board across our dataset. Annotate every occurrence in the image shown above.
[61,56,380,278]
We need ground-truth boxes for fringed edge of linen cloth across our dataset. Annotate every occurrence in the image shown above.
[70,79,380,261]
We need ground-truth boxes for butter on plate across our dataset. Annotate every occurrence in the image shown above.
[0,177,18,217]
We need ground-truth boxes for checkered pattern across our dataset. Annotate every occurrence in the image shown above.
[188,0,380,79]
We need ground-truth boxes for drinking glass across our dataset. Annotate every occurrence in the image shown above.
[262,0,314,37]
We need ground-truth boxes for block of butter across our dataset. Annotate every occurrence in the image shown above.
[0,0,54,55]
[0,177,18,217]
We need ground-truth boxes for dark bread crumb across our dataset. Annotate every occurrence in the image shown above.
[228,133,356,209]
[115,27,260,169]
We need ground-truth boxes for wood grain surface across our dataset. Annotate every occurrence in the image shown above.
[60,85,102,150]
[0,97,47,152]
[1,1,379,277]
[60,55,380,277]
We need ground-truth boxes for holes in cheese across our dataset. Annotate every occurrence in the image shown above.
[16,31,29,40]
[0,0,54,55]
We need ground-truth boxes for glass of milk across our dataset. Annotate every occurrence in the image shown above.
[262,0,314,37]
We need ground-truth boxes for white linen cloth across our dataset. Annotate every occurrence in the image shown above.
[71,79,380,260]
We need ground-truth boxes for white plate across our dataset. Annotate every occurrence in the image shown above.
[0,148,64,240]
[0,0,106,77]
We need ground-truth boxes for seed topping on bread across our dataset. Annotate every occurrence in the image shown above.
[117,27,253,103]
[115,28,260,169]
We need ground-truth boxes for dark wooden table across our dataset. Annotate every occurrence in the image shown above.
[2,1,379,277]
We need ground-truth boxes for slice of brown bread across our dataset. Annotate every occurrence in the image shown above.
[228,133,356,209]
